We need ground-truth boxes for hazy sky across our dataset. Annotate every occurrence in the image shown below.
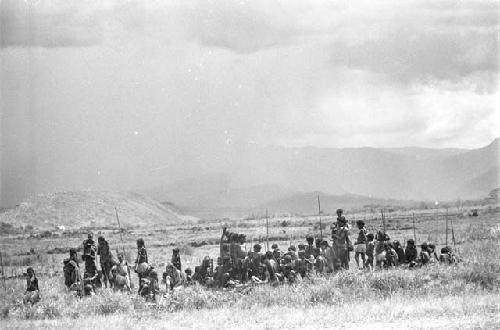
[1,0,498,206]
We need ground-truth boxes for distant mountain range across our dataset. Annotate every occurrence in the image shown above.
[144,139,499,219]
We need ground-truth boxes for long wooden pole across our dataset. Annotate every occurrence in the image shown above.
[115,207,131,285]
[381,209,386,233]
[0,252,5,291]
[265,209,269,252]
[445,207,449,246]
[450,216,456,248]
[318,195,323,242]
[412,212,417,243]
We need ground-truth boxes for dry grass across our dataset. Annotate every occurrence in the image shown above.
[1,207,498,329]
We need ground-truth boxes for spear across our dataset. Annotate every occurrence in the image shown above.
[0,252,5,291]
[265,209,269,252]
[318,195,323,242]
[115,207,131,285]
[445,207,449,246]
[450,215,456,247]
[381,209,386,233]
[412,213,417,244]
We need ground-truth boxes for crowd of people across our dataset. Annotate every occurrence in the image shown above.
[22,209,458,304]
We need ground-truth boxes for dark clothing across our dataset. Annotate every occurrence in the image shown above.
[365,241,374,268]
[83,239,96,260]
[26,276,39,292]
[304,244,320,259]
[136,247,148,265]
[63,258,80,288]
[356,228,367,245]
[97,241,113,288]
[171,255,181,271]
[395,247,405,264]
[97,241,112,263]
[405,246,418,263]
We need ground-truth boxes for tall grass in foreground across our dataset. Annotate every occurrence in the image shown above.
[1,238,498,321]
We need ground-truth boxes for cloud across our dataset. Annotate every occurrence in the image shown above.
[273,77,499,149]
[182,0,497,88]
[0,0,105,48]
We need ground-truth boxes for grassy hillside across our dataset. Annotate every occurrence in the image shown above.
[0,191,189,230]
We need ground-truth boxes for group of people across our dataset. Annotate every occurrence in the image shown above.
[22,209,458,304]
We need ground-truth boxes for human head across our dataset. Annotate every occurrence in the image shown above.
[393,240,400,247]
[26,267,34,276]
[69,248,77,259]
[367,233,374,242]
[271,243,279,250]
[98,236,105,244]
[165,263,176,275]
[336,209,343,216]
[306,235,314,245]
[315,237,322,248]
[238,234,246,244]
[428,243,435,252]
[173,248,180,255]
[137,238,145,248]
[265,251,273,259]
[253,244,262,252]
[273,249,281,258]
[297,243,305,251]
[87,232,93,240]
[407,238,415,247]
[320,240,329,248]
[288,245,296,252]
[356,220,365,229]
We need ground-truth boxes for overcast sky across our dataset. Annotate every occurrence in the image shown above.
[1,0,498,205]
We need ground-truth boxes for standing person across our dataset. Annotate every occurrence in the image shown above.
[332,213,350,270]
[365,233,375,270]
[171,248,182,271]
[135,238,148,291]
[23,267,40,305]
[354,220,367,269]
[97,236,113,288]
[320,240,336,273]
[82,232,97,263]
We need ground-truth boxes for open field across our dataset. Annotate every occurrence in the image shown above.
[0,205,499,329]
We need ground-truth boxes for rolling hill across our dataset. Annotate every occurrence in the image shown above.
[0,191,190,230]
[144,139,499,218]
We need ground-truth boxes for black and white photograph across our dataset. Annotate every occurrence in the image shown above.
[0,0,499,329]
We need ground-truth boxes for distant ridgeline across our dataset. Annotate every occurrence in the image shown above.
[0,191,187,231]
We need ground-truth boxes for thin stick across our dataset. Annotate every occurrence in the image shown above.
[450,215,456,248]
[412,213,417,244]
[445,207,449,246]
[381,209,386,233]
[265,209,269,252]
[318,195,323,242]
[115,207,131,282]
[0,252,5,291]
